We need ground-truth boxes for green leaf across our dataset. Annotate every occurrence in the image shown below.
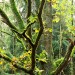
[28,16,37,23]
[47,0,50,2]
[71,46,75,57]
[35,67,44,74]
[0,48,5,54]
[53,16,60,23]
[49,28,52,32]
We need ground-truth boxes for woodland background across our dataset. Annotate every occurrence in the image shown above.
[0,0,75,75]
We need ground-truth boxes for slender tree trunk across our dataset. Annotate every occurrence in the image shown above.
[73,57,75,75]
[71,0,74,75]
[70,58,73,75]
[42,0,53,74]
[59,24,62,58]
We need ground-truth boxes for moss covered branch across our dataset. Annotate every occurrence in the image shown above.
[0,8,33,47]
[10,0,25,30]
[0,0,45,75]
[0,54,31,74]
[0,8,17,31]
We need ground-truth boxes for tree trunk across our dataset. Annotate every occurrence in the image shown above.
[42,0,53,74]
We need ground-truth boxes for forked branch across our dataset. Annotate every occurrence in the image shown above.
[0,8,33,47]
[31,0,45,74]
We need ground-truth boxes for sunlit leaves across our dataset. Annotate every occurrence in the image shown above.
[52,3,57,9]
[19,50,32,60]
[19,50,32,69]
[0,48,5,54]
[44,28,53,33]
[53,16,60,23]
[35,67,44,75]
[71,46,75,57]
[9,63,17,72]
[47,0,56,4]
[0,60,3,65]
[53,57,64,67]
[35,29,39,33]
[36,50,48,63]
[0,0,75,74]
[12,57,18,64]
[49,28,53,32]
[66,25,75,35]
[28,16,37,23]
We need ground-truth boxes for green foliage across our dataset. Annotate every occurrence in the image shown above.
[0,0,75,75]
[52,41,59,57]
[52,57,64,70]
[18,50,31,69]
[36,50,48,63]
[35,0,40,9]
[71,46,75,57]
[28,15,37,23]
[53,16,60,23]
[0,48,5,54]
[0,48,13,58]
[55,57,64,67]
[35,67,44,75]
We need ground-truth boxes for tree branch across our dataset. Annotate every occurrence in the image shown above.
[35,0,45,47]
[52,40,75,75]
[22,21,36,34]
[0,1,46,75]
[27,0,31,18]
[26,0,31,39]
[0,8,18,31]
[0,8,33,47]
[10,0,25,30]
[0,30,14,37]
[31,0,45,73]
[22,34,34,47]
[0,54,31,74]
